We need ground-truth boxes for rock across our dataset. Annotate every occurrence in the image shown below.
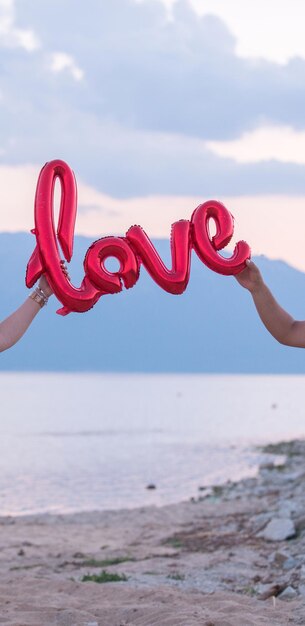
[298,584,305,597]
[249,513,272,533]
[270,552,298,570]
[257,583,285,600]
[257,517,296,541]
[260,462,275,470]
[295,515,305,533]
[278,500,298,517]
[146,484,156,490]
[278,586,298,600]
[271,551,289,566]
[283,557,298,570]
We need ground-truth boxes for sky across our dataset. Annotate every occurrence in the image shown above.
[1,0,305,271]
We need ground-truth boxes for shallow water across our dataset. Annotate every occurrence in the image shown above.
[0,372,304,515]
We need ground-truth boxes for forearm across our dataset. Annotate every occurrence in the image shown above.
[0,295,43,352]
[251,282,298,346]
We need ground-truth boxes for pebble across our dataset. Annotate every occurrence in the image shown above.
[278,499,299,517]
[298,584,305,597]
[282,557,298,570]
[271,551,289,566]
[257,517,296,541]
[278,586,298,601]
[249,513,272,533]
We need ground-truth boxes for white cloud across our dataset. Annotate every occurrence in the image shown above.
[0,0,39,51]
[49,52,84,81]
[206,125,305,165]
[158,0,305,64]
[1,0,305,204]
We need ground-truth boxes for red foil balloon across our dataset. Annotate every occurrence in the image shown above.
[191,200,251,275]
[26,160,101,315]
[84,236,139,293]
[127,220,191,294]
[27,160,251,315]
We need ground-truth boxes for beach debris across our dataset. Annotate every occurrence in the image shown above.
[257,517,296,542]
[278,585,298,601]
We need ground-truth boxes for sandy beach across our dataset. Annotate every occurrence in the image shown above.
[1,440,305,625]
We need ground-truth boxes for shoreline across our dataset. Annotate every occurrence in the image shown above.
[0,439,304,624]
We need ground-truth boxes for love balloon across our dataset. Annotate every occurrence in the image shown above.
[26,160,251,315]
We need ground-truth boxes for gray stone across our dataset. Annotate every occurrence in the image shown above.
[257,517,296,541]
[270,551,289,566]
[283,557,298,570]
[249,513,273,533]
[278,586,298,600]
[298,584,305,597]
[278,499,299,517]
[295,515,305,532]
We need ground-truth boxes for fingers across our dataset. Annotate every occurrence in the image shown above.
[60,260,71,280]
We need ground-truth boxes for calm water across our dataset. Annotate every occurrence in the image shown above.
[0,373,304,516]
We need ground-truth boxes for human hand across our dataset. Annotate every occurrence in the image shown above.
[38,262,70,297]
[234,259,264,294]
[38,274,53,297]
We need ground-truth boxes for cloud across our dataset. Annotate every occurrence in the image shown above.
[207,125,305,165]
[163,0,305,65]
[11,0,305,140]
[0,0,304,200]
[0,0,39,51]
[49,52,84,82]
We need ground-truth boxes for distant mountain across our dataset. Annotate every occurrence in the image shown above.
[0,232,305,373]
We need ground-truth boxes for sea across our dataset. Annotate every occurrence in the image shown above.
[0,372,304,516]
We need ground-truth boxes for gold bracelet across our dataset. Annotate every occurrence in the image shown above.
[29,287,48,308]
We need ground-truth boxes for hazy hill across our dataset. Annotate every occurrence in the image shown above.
[0,232,305,373]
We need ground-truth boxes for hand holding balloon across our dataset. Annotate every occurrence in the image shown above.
[234,259,264,293]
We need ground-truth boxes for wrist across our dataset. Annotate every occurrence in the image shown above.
[29,286,49,308]
[38,282,52,298]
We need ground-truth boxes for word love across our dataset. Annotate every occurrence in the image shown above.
[26,160,251,315]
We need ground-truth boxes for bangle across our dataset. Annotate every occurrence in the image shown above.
[29,287,48,308]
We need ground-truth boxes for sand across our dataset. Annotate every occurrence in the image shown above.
[0,440,304,625]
